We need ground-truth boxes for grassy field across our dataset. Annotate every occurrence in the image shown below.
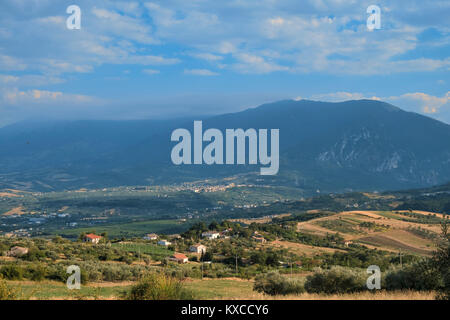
[111,242,173,260]
[6,279,436,300]
[6,281,130,300]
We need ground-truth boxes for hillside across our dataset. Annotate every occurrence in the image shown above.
[0,100,450,192]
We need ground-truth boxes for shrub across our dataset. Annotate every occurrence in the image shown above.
[253,272,304,296]
[22,248,46,261]
[0,264,24,280]
[46,264,68,282]
[0,277,19,300]
[125,273,194,300]
[304,267,366,294]
[384,261,442,291]
[25,264,47,282]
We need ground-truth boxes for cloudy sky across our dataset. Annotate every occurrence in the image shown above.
[0,0,449,126]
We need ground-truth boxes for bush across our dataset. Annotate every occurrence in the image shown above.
[253,272,304,296]
[304,267,366,294]
[0,264,24,280]
[22,248,46,261]
[125,273,194,300]
[25,264,47,282]
[384,261,442,291]
[0,277,19,300]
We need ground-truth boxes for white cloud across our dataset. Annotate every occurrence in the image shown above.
[184,69,219,76]
[1,0,448,78]
[0,54,26,71]
[0,74,19,84]
[0,74,65,86]
[387,92,450,115]
[91,7,158,45]
[310,92,367,101]
[232,53,289,74]
[142,69,160,75]
[190,52,224,61]
[305,91,450,123]
[1,87,100,106]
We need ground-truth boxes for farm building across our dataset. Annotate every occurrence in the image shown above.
[189,244,207,254]
[83,233,102,244]
[157,240,172,246]
[169,253,188,264]
[143,233,158,241]
[201,231,220,240]
[6,246,29,257]
[252,236,266,243]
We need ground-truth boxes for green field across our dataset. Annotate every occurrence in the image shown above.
[53,219,190,239]
[184,279,255,299]
[6,281,130,300]
[7,279,255,300]
[111,243,173,260]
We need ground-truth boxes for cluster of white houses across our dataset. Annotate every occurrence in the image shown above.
[80,228,265,265]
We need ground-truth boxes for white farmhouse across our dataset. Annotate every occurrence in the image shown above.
[157,239,172,246]
[189,244,207,254]
[201,231,220,240]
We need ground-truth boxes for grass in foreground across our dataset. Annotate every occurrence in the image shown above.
[4,279,436,300]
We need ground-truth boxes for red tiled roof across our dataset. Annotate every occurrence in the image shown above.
[85,233,102,239]
[172,253,188,260]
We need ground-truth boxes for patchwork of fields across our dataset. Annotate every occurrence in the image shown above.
[295,210,442,256]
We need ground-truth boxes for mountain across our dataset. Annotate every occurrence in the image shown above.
[0,99,449,192]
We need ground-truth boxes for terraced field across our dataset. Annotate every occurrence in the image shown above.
[296,210,444,256]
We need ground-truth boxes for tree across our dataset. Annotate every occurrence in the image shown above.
[202,251,213,262]
[208,221,219,231]
[433,221,450,300]
[77,232,86,242]
[254,272,304,296]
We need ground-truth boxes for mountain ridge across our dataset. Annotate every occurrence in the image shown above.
[0,99,449,192]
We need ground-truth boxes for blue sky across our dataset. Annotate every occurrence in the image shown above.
[0,0,448,126]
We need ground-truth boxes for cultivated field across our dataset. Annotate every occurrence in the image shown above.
[296,210,442,255]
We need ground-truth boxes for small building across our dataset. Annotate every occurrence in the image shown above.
[7,246,29,257]
[83,233,102,244]
[143,233,158,241]
[157,240,172,246]
[201,231,220,240]
[189,244,207,254]
[252,236,266,244]
[169,253,188,264]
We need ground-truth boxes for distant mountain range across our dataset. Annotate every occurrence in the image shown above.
[1,99,450,193]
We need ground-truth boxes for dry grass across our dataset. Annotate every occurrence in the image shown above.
[5,279,437,300]
[2,206,26,216]
[357,233,433,256]
[271,240,344,256]
[238,290,435,300]
[0,192,20,198]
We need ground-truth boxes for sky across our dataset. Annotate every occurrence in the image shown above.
[0,0,449,127]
